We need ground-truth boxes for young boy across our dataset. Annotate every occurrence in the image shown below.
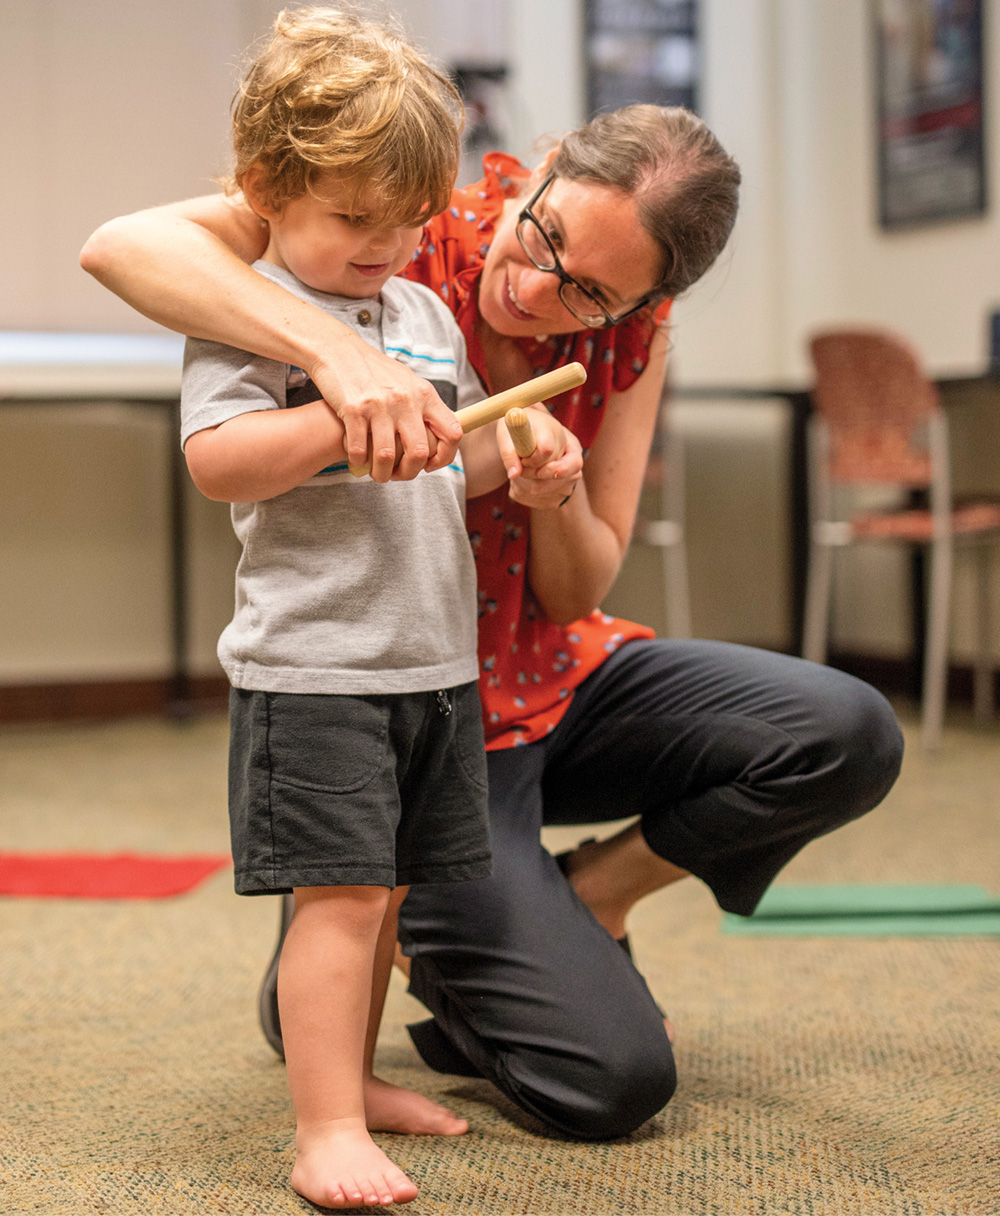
[180,7,580,1210]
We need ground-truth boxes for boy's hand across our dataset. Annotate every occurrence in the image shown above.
[496,409,584,509]
[311,343,462,482]
[388,425,441,480]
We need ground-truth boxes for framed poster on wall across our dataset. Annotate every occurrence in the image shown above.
[586,0,698,116]
[875,0,987,228]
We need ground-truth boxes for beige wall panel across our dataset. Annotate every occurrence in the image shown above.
[605,401,791,649]
[1,405,171,679]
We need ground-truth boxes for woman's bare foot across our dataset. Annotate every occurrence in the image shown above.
[560,830,686,1045]
[291,1117,418,1209]
[393,941,411,977]
[559,829,689,940]
[365,1075,468,1135]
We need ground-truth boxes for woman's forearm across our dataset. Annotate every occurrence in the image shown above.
[80,196,463,480]
[460,425,509,499]
[527,328,669,624]
[80,201,351,368]
[526,480,626,624]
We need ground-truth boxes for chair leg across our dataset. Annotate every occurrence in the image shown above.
[663,536,692,640]
[921,535,953,750]
[972,543,994,723]
[659,417,691,640]
[803,541,833,664]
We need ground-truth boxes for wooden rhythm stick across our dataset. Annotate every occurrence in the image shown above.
[349,361,585,476]
[504,406,537,458]
[454,361,585,432]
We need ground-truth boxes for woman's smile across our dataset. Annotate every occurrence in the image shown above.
[503,273,537,320]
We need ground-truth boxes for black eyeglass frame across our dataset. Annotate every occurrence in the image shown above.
[515,173,656,329]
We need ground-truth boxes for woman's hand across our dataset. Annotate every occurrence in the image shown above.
[309,349,461,482]
[495,409,584,509]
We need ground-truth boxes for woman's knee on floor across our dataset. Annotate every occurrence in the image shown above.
[507,1009,677,1140]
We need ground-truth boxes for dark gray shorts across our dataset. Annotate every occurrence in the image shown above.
[228,682,491,894]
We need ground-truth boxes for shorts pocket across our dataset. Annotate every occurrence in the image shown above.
[450,683,489,790]
[265,692,390,794]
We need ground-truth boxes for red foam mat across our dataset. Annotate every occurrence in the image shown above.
[0,851,231,899]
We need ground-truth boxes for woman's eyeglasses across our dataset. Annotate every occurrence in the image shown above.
[515,174,653,329]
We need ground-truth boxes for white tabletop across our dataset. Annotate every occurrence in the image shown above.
[0,332,185,399]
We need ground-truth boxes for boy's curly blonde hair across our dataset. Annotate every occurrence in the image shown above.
[229,7,463,228]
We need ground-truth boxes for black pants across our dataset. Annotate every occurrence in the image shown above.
[398,639,904,1139]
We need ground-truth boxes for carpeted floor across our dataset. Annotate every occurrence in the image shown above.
[1,702,998,1215]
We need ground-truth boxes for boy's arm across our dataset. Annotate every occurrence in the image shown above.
[182,338,349,503]
[80,194,461,482]
[185,400,348,502]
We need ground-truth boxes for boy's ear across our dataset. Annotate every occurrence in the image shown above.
[241,164,278,220]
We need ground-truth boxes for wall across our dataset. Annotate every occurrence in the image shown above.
[773,1,1000,382]
[3,0,1000,689]
[671,0,1000,385]
[1,0,253,336]
[2,0,262,681]
[660,0,1000,658]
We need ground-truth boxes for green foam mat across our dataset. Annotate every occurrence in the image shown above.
[721,884,1000,936]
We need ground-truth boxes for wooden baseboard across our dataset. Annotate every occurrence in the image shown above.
[0,676,230,725]
[1,653,995,726]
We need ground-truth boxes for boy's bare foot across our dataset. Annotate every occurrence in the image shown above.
[291,1117,418,1209]
[365,1075,468,1135]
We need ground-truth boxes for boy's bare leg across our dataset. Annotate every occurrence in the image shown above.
[364,885,468,1135]
[281,885,418,1209]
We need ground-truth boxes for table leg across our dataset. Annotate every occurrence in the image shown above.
[908,489,929,701]
[167,400,192,718]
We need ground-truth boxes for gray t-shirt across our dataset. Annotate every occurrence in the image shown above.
[181,263,485,695]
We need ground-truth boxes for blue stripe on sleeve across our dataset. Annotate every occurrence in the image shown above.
[386,346,456,367]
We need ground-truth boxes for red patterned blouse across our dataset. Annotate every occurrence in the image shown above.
[401,153,669,749]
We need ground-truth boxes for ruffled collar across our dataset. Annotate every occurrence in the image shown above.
[450,152,529,308]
